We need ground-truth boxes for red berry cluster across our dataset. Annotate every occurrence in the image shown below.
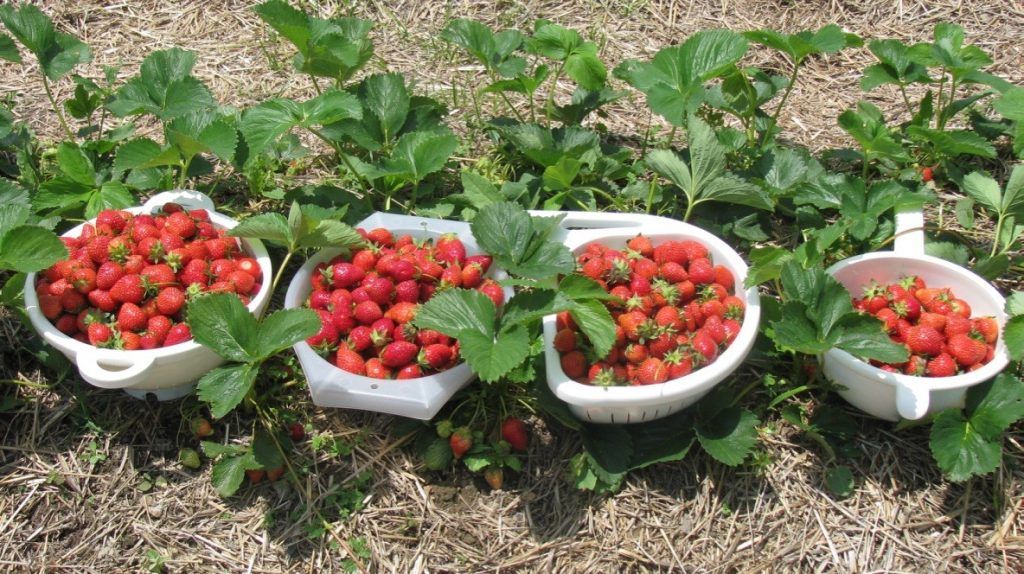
[854,276,999,377]
[555,235,744,386]
[305,229,504,380]
[35,203,262,350]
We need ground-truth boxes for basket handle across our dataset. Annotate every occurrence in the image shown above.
[894,380,930,420]
[893,207,925,256]
[75,349,157,389]
[142,190,216,213]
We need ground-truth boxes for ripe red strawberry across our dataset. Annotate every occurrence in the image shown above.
[87,323,113,346]
[109,274,145,305]
[581,257,607,280]
[434,234,467,266]
[663,349,694,378]
[920,166,934,182]
[691,331,719,364]
[308,310,340,348]
[904,325,944,357]
[500,417,529,452]
[336,347,366,375]
[560,350,587,379]
[648,333,676,359]
[366,228,394,247]
[55,313,78,335]
[702,315,727,345]
[179,259,209,287]
[659,261,687,283]
[117,303,147,332]
[60,289,86,313]
[627,234,654,258]
[418,343,452,370]
[365,358,392,379]
[235,257,261,281]
[147,315,172,343]
[972,317,999,345]
[165,211,196,238]
[478,280,504,307]
[460,263,484,289]
[636,358,668,384]
[164,324,192,346]
[156,287,186,316]
[944,314,972,337]
[713,266,734,292]
[903,355,928,376]
[918,312,947,331]
[687,257,714,285]
[38,294,63,319]
[331,262,365,289]
[361,276,394,306]
[353,300,383,325]
[950,298,971,318]
[227,270,255,295]
[70,268,96,294]
[385,301,418,324]
[95,261,124,290]
[926,353,957,377]
[553,328,577,353]
[396,364,423,379]
[246,469,265,485]
[120,330,142,350]
[653,241,687,265]
[680,240,709,261]
[947,334,987,367]
[381,341,419,368]
[449,427,472,459]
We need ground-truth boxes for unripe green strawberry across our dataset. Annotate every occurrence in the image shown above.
[178,447,201,469]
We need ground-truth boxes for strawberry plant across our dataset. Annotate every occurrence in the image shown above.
[955,164,1024,278]
[0,187,66,276]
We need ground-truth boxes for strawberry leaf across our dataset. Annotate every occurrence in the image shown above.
[1007,291,1024,316]
[253,308,320,358]
[458,324,530,382]
[833,314,909,364]
[0,225,67,273]
[567,298,616,360]
[0,4,90,80]
[695,407,759,466]
[0,32,20,63]
[209,450,258,497]
[929,410,1001,482]
[251,427,286,470]
[769,302,831,355]
[107,48,215,121]
[966,374,1024,437]
[370,130,458,186]
[227,213,291,247]
[196,363,259,420]
[499,289,570,328]
[422,436,453,471]
[1004,317,1024,362]
[240,90,362,155]
[187,293,258,362]
[414,288,496,338]
[470,202,574,280]
[200,441,247,458]
[825,465,855,498]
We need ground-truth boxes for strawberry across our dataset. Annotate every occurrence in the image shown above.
[179,259,209,287]
[110,274,145,305]
[156,287,186,316]
[949,298,971,318]
[246,469,265,485]
[691,331,718,364]
[659,261,688,283]
[636,358,668,385]
[903,355,928,377]
[946,333,987,367]
[680,240,709,261]
[972,317,999,345]
[396,364,423,379]
[60,289,86,313]
[449,428,472,459]
[365,358,392,379]
[560,350,587,379]
[228,270,256,295]
[419,343,453,370]
[627,234,654,258]
[501,417,529,452]
[120,331,142,350]
[553,328,577,353]
[653,241,687,265]
[920,166,934,182]
[384,301,418,324]
[581,257,607,280]
[70,268,96,294]
[190,417,214,438]
[926,353,957,377]
[331,262,365,289]
[353,301,384,325]
[944,314,972,338]
[484,467,503,490]
[335,347,367,375]
[687,257,714,285]
[434,234,467,266]
[394,279,420,303]
[235,257,262,281]
[38,294,63,319]
[380,341,419,368]
[164,324,192,346]
[55,314,78,335]
[116,303,147,332]
[266,467,285,482]
[87,323,113,346]
[904,325,944,357]
[366,228,394,247]
[478,280,505,307]
[663,349,693,378]
[165,211,196,238]
[918,312,947,331]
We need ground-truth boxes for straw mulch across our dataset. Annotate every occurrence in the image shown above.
[2,1,1023,572]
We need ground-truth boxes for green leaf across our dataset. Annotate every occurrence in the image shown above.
[645,148,692,194]
[1002,164,1024,216]
[251,427,285,470]
[994,87,1024,121]
[615,29,748,125]
[210,452,250,497]
[0,4,90,80]
[374,131,457,185]
[565,52,606,90]
[458,324,530,382]
[423,436,453,471]
[0,32,20,63]
[296,219,365,250]
[700,174,773,211]
[695,407,759,466]
[200,440,247,458]
[960,171,1002,213]
[834,313,909,363]
[113,138,170,173]
[55,142,95,186]
[470,202,573,279]
[361,73,410,145]
[254,308,320,358]
[463,452,493,472]
[925,240,970,266]
[558,274,618,302]
[1005,291,1024,316]
[568,299,616,360]
[770,302,831,354]
[228,212,291,247]
[907,126,996,159]
[966,374,1024,438]
[1000,317,1023,361]
[0,226,68,273]
[107,48,215,121]
[84,182,135,220]
[441,18,496,67]
[0,204,28,231]
[929,409,1001,482]
[825,465,854,498]
[253,0,311,54]
[414,288,495,337]
[499,289,569,329]
[627,412,697,469]
[196,363,259,420]
[458,170,505,210]
[186,293,258,362]
[580,424,633,477]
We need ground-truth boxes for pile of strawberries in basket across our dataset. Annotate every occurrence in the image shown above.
[304,229,504,380]
[554,234,745,386]
[853,276,1000,377]
[35,204,261,350]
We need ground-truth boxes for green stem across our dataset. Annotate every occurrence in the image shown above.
[311,77,323,95]
[545,61,566,128]
[759,62,801,148]
[271,249,295,294]
[861,151,870,181]
[939,76,957,131]
[178,155,194,189]
[683,197,700,222]
[898,84,914,118]
[308,127,372,196]
[645,179,656,214]
[991,214,1005,258]
[42,75,75,141]
[528,89,537,124]
[935,71,946,129]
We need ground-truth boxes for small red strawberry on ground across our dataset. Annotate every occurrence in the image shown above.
[288,423,305,442]
[246,469,266,485]
[190,417,214,438]
[501,417,529,452]
[449,428,472,459]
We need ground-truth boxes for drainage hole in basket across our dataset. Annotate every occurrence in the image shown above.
[370,383,379,389]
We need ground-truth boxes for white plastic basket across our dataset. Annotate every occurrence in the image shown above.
[283,212,513,420]
[822,209,1010,421]
[22,190,274,401]
[539,211,761,424]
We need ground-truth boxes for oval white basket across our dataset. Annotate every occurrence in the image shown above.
[539,211,761,424]
[22,190,273,401]
[822,209,1009,421]
[283,212,513,420]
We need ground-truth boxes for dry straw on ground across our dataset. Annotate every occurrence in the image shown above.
[1,1,1023,572]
